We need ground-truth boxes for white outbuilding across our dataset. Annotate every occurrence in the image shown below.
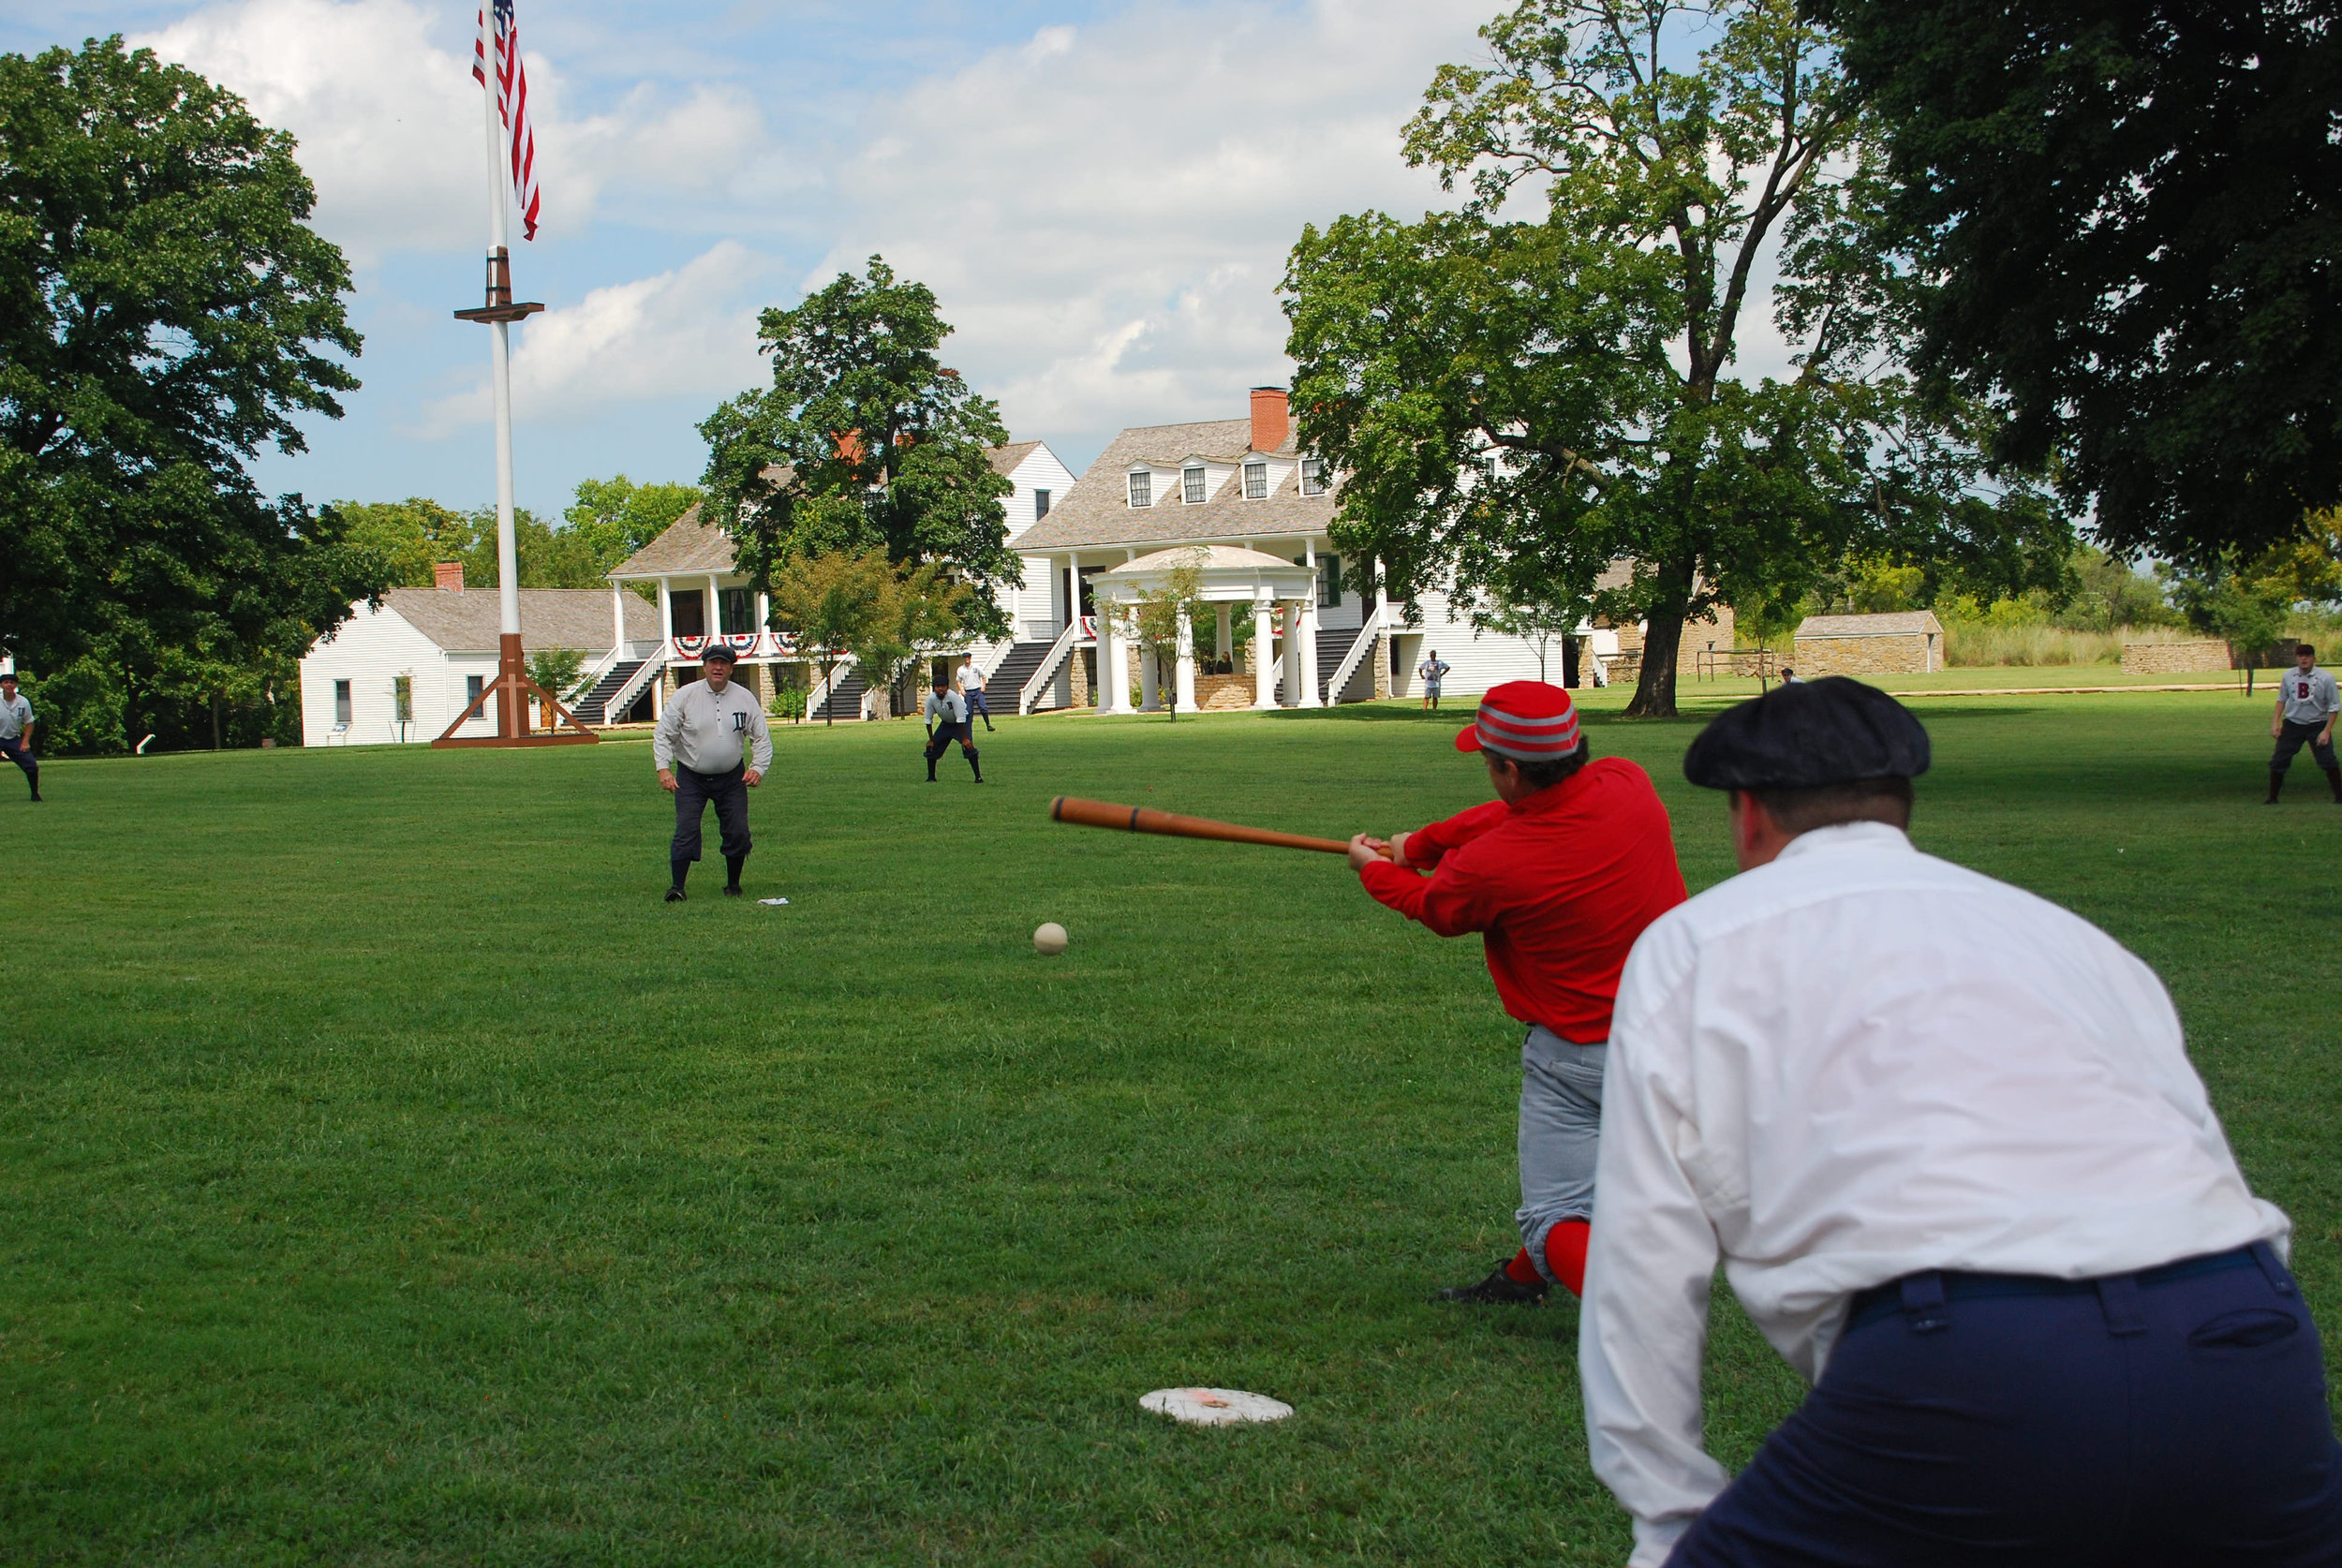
[299,567,657,746]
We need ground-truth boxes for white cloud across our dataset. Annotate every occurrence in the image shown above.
[135,0,781,261]
[812,0,1496,446]
[413,240,777,436]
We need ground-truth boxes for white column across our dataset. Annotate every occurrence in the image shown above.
[611,582,626,655]
[1253,595,1277,708]
[1215,603,1232,661]
[707,572,723,643]
[1297,596,1324,707]
[1139,643,1161,711]
[1281,599,1302,707]
[1061,555,1076,634]
[1175,614,1197,712]
[1097,601,1124,712]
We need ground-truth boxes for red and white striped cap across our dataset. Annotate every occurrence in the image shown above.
[1457,680,1581,761]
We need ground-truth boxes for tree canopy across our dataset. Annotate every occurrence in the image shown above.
[1809,0,2342,564]
[698,257,1016,639]
[1284,0,2065,716]
[563,474,704,569]
[0,36,378,681]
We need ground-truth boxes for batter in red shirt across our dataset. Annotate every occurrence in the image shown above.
[1348,681,1685,1303]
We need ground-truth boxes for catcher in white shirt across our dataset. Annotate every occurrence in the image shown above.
[1584,677,2338,1568]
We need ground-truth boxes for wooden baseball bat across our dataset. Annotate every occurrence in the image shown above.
[1049,795,1353,855]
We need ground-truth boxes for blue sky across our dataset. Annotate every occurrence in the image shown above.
[1,0,1506,518]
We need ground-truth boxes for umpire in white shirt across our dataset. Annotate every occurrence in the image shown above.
[653,645,772,901]
[1584,676,2339,1567]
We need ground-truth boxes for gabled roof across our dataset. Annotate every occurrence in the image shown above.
[1015,418,1331,552]
[987,440,1042,477]
[609,505,737,575]
[381,586,655,654]
[1796,611,1946,638]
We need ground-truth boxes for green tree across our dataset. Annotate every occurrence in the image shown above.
[525,646,586,700]
[0,37,382,714]
[698,256,1018,636]
[1810,0,2342,564]
[565,475,704,570]
[336,499,474,587]
[852,558,970,720]
[768,547,892,728]
[332,500,610,590]
[1283,0,2065,717]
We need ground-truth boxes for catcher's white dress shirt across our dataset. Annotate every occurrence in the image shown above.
[1582,821,2289,1567]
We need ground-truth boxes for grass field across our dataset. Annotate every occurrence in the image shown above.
[3,694,2336,1566]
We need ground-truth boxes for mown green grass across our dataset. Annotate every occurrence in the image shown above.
[2,695,2335,1566]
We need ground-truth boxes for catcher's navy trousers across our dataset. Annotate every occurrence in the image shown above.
[1668,1242,2342,1567]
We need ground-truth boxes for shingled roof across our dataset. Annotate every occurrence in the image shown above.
[381,587,656,654]
[1012,419,1333,553]
[1796,611,1946,639]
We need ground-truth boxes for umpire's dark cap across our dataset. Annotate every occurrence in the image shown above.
[701,644,738,666]
[1682,676,1931,791]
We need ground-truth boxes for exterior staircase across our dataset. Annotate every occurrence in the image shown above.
[812,668,869,722]
[570,659,645,725]
[1267,624,1371,707]
[986,639,1059,712]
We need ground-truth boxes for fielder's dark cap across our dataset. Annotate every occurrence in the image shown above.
[1682,676,1931,791]
[701,644,738,665]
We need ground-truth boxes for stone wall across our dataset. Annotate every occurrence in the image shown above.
[1192,673,1255,712]
[2121,639,2231,675]
[1791,632,1937,677]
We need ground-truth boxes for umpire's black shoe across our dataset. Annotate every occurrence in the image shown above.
[665,886,686,903]
[1438,1260,1548,1306]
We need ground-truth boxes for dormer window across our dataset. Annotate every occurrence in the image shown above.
[1299,458,1326,496]
[1243,459,1267,499]
[1127,468,1152,508]
[1183,464,1206,504]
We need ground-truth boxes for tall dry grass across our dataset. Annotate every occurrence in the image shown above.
[1941,623,2134,667]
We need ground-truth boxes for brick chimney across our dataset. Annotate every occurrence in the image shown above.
[1250,386,1289,452]
[434,560,465,593]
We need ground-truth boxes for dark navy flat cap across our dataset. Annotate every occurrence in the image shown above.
[1682,676,1932,791]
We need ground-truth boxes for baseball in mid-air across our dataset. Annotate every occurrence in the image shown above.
[1032,922,1069,955]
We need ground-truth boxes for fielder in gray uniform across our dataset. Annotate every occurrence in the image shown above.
[2267,643,2340,805]
[653,645,772,900]
[0,673,37,802]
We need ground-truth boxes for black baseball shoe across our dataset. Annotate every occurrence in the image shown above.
[1438,1260,1548,1306]
[722,883,742,897]
[665,886,687,903]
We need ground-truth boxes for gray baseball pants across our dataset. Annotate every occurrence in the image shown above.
[1517,1023,1606,1284]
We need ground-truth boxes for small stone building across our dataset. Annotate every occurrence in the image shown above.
[1792,611,1946,677]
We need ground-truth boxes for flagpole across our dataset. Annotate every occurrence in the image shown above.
[436,9,586,748]
[483,71,523,735]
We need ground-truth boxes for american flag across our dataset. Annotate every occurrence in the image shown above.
[472,0,541,240]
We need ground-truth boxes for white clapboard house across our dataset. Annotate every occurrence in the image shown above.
[995,387,1626,717]
[590,441,1079,723]
[298,562,659,746]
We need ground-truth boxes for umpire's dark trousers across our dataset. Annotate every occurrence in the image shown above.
[2272,717,2338,773]
[1668,1242,2342,1567]
[0,738,36,799]
[672,763,750,864]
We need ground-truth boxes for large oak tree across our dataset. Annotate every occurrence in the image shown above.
[1811,0,2342,563]
[1284,0,2063,716]
[699,257,1017,640]
[0,37,383,744]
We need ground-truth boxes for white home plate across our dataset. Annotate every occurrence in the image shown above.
[1139,1387,1293,1427]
